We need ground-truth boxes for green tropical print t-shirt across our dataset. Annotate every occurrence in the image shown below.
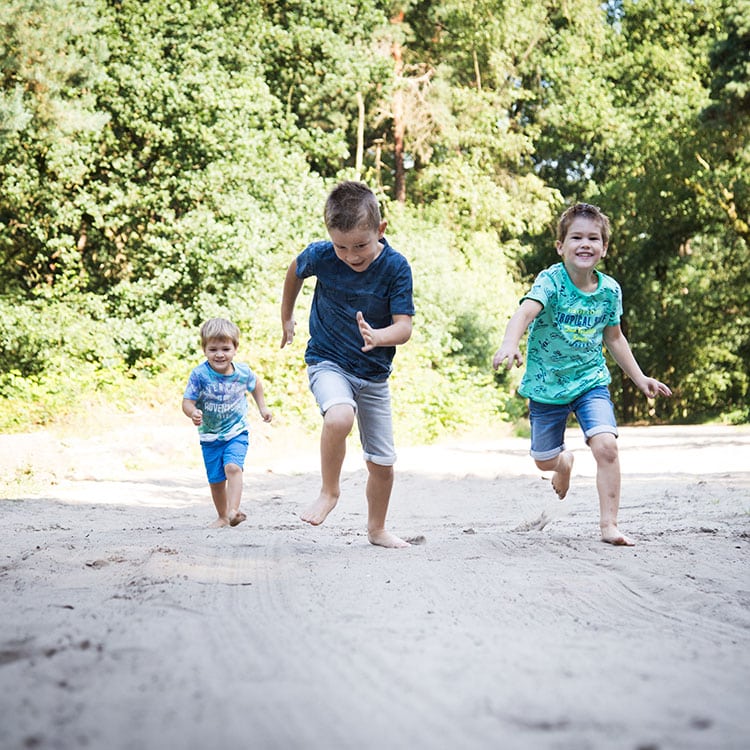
[518,262,622,404]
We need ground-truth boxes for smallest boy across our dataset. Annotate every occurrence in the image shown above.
[183,318,272,528]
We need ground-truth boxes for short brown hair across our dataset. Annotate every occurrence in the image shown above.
[557,203,611,246]
[324,180,382,232]
[200,318,240,348]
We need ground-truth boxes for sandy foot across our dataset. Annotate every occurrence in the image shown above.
[601,524,635,546]
[210,517,230,528]
[551,451,574,499]
[229,511,247,527]
[368,529,411,548]
[300,493,338,526]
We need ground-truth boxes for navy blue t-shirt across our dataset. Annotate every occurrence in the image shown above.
[296,237,415,381]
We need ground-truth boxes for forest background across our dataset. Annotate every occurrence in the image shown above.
[1,0,748,443]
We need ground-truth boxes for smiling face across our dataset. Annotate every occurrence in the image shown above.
[328,221,387,272]
[203,337,237,375]
[556,215,608,274]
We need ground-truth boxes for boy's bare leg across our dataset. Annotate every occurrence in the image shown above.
[590,434,634,546]
[301,404,354,525]
[225,463,246,526]
[365,461,409,548]
[208,481,230,527]
[535,451,574,499]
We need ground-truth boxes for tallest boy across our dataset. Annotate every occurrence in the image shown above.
[281,181,415,548]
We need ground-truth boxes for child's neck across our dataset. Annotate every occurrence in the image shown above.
[564,263,598,293]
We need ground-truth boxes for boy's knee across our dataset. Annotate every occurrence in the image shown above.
[324,403,356,431]
[589,433,618,463]
[224,462,243,476]
[366,461,394,479]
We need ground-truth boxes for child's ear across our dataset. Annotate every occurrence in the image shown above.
[378,219,388,238]
[555,241,563,256]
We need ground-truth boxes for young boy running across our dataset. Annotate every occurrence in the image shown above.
[280,181,414,548]
[493,203,671,545]
[183,318,272,527]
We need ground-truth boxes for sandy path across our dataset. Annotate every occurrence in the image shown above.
[1,422,748,749]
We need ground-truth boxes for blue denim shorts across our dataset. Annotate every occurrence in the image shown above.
[528,385,618,460]
[308,361,396,465]
[200,431,249,484]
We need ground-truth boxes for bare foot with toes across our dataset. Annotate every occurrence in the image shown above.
[301,493,338,526]
[551,451,574,499]
[601,524,634,546]
[368,529,411,548]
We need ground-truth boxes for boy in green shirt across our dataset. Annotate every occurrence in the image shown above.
[493,203,671,545]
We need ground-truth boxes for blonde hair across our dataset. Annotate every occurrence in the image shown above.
[557,203,611,246]
[200,318,240,348]
[324,180,382,232]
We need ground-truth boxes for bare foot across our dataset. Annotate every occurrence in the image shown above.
[601,524,635,546]
[300,493,338,526]
[368,529,411,548]
[229,510,247,527]
[551,451,574,499]
[210,517,229,528]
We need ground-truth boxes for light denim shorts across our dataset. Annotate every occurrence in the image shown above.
[200,431,249,484]
[308,361,396,466]
[528,385,618,461]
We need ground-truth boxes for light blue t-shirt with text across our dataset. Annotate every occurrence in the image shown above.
[183,361,258,442]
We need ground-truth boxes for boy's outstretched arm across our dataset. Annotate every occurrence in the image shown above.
[357,312,412,352]
[280,259,304,349]
[603,324,672,398]
[492,299,542,370]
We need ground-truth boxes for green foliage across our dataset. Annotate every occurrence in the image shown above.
[0,0,747,438]
[258,0,392,176]
[385,208,526,442]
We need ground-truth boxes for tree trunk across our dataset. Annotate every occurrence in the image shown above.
[391,12,406,203]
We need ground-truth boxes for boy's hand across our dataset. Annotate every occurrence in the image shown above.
[191,408,203,426]
[260,407,273,423]
[280,318,296,349]
[357,311,379,352]
[639,377,672,399]
[492,345,523,370]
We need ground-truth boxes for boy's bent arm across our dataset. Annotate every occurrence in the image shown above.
[280,259,304,348]
[492,299,542,370]
[357,312,412,352]
[182,398,202,425]
[251,378,273,422]
[604,325,672,398]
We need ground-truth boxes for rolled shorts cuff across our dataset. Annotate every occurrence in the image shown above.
[319,396,357,415]
[363,451,397,466]
[529,444,565,461]
[584,424,618,440]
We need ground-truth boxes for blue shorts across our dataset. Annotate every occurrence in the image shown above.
[200,431,249,484]
[528,385,618,461]
[308,361,396,466]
